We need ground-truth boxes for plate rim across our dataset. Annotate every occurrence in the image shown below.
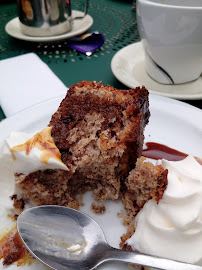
[111,42,202,100]
[5,10,93,42]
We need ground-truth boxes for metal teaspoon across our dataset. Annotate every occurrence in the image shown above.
[17,205,202,270]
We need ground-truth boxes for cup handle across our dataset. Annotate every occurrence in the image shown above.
[72,0,89,20]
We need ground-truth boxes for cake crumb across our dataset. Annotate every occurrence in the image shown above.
[117,210,124,217]
[10,195,25,215]
[120,221,135,248]
[129,264,144,270]
[77,194,84,207]
[91,202,106,214]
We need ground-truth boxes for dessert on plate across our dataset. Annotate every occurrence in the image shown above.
[1,81,169,267]
[8,81,162,215]
[2,80,200,270]
[122,156,202,267]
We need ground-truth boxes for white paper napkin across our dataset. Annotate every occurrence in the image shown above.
[0,53,67,117]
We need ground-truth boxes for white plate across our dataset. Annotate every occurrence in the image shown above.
[111,42,202,100]
[5,10,93,42]
[0,94,202,270]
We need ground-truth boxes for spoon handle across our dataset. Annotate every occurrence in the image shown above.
[105,247,202,270]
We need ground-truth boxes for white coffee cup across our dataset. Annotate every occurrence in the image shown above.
[137,0,202,85]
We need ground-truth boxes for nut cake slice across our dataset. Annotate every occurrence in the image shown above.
[13,81,150,211]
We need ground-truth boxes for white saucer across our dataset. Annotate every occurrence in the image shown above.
[111,42,202,100]
[5,10,93,43]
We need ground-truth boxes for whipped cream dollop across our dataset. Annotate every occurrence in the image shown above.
[126,156,202,265]
[6,127,68,175]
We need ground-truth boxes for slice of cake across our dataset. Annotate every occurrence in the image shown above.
[10,81,150,212]
[120,157,168,247]
[122,157,168,223]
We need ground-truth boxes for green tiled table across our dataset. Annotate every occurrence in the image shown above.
[0,0,201,121]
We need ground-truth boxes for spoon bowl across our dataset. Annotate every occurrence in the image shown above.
[17,205,108,270]
[17,205,202,270]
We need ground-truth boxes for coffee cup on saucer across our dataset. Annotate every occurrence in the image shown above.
[17,0,89,37]
[137,0,202,85]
